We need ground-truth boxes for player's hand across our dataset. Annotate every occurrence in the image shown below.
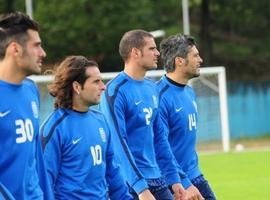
[138,189,156,200]
[185,185,204,200]
[171,183,187,200]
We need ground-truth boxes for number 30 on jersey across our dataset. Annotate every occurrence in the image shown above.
[15,119,34,143]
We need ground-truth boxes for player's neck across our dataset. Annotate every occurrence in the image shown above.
[0,60,25,84]
[72,104,88,112]
[72,97,89,112]
[124,63,146,80]
[166,72,188,85]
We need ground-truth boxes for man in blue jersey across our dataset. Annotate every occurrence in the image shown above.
[158,33,216,200]
[41,56,132,199]
[99,29,186,200]
[0,12,52,199]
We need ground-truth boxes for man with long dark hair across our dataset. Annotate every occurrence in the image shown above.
[41,56,132,199]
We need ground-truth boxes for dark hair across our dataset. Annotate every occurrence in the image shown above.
[119,29,153,61]
[0,12,39,59]
[160,34,196,72]
[48,56,99,109]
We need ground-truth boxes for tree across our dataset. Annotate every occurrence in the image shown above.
[35,0,157,72]
[199,0,212,65]
[0,0,24,13]
[206,0,270,80]
[1,0,268,79]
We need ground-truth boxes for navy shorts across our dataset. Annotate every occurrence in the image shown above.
[191,175,216,200]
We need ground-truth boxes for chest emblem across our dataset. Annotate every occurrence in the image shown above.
[99,128,106,142]
[31,101,39,118]
[152,95,158,108]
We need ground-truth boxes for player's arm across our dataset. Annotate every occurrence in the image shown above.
[104,120,133,200]
[158,99,193,189]
[105,121,156,200]
[35,133,54,200]
[154,111,188,200]
[152,107,190,200]
[41,124,62,189]
[99,91,149,195]
[153,109,181,183]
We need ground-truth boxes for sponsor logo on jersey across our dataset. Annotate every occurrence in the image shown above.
[135,100,142,105]
[99,128,106,142]
[0,110,10,117]
[31,101,39,118]
[72,137,82,144]
[175,107,183,112]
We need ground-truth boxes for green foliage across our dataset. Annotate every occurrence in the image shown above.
[0,0,24,13]
[0,0,269,79]
[35,0,157,71]
[208,1,270,80]
[210,1,270,37]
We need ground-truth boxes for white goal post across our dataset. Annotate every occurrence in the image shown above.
[29,66,230,152]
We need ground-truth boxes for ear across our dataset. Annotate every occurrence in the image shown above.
[72,81,81,95]
[131,47,141,58]
[175,57,184,67]
[9,42,23,57]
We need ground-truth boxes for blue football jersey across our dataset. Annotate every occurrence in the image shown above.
[99,72,180,194]
[0,79,52,199]
[157,75,202,187]
[41,108,131,200]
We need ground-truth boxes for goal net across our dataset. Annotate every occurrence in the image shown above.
[30,66,230,152]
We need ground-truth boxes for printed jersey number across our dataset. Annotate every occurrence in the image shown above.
[188,113,197,131]
[90,145,102,166]
[15,119,34,143]
[143,107,153,125]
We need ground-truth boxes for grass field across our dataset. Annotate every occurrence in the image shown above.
[199,149,270,200]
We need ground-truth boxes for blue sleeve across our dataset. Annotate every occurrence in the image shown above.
[153,109,181,186]
[105,124,133,200]
[42,127,62,191]
[99,92,148,194]
[36,133,54,199]
[34,81,54,200]
[0,182,15,200]
[158,99,192,189]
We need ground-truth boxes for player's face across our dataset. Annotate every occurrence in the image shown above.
[183,46,203,79]
[20,30,46,75]
[138,37,160,71]
[80,67,105,106]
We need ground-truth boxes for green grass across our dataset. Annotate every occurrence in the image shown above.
[199,149,270,200]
